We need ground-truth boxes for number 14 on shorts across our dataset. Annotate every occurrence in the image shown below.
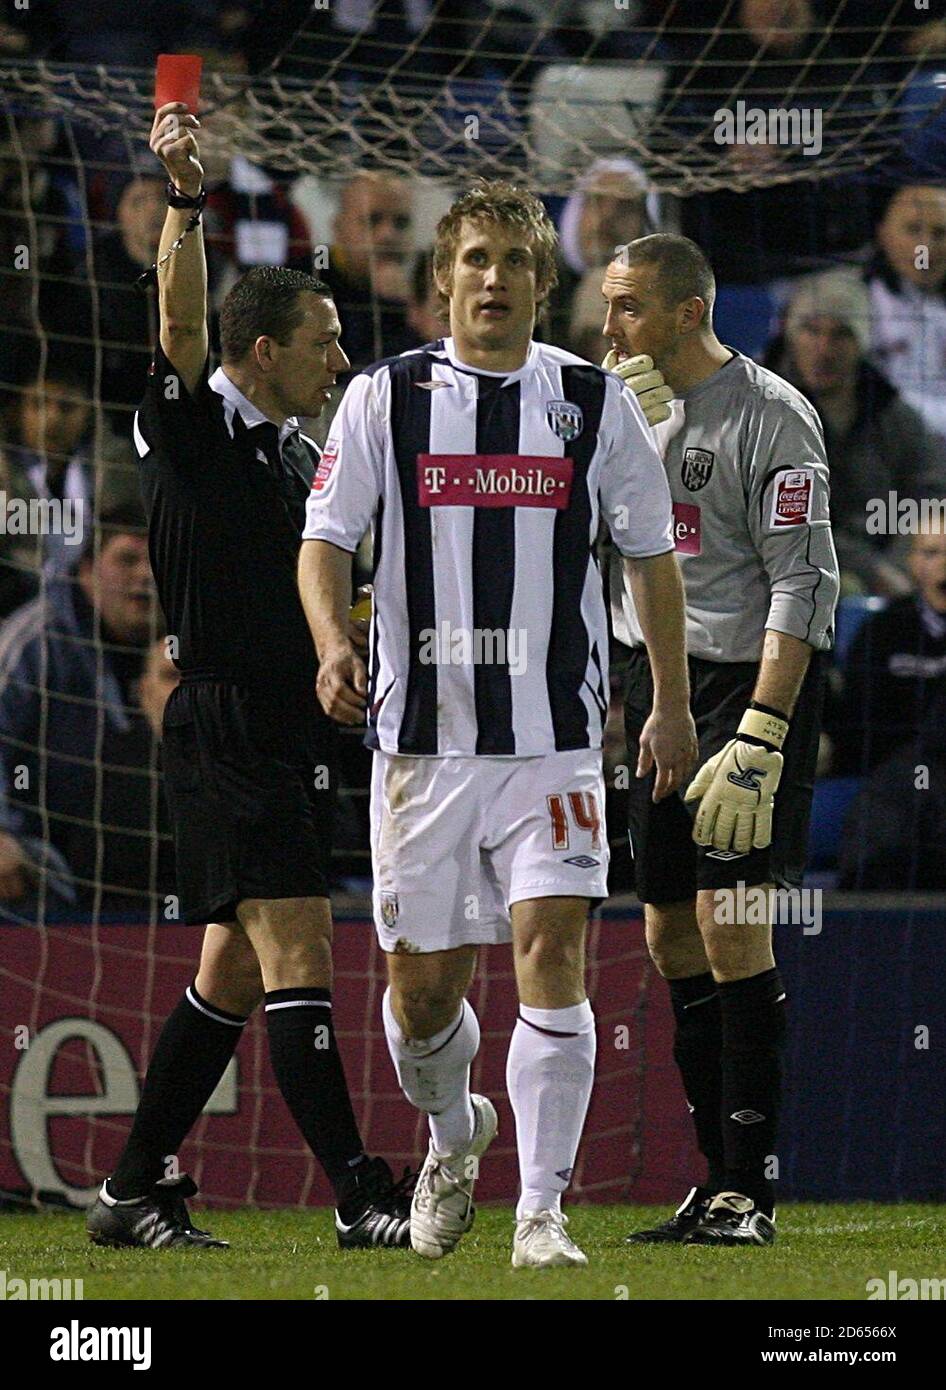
[546,791,602,851]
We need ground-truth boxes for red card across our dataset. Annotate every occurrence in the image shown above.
[154,54,202,114]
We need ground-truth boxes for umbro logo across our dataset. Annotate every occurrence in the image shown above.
[563,855,600,868]
[414,380,451,390]
[730,1109,766,1125]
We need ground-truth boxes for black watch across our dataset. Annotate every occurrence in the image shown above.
[166,181,207,210]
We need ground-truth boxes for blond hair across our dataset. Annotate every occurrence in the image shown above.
[432,180,559,309]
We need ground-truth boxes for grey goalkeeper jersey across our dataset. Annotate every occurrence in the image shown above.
[611,351,840,663]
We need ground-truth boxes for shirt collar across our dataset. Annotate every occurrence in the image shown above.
[209,366,300,446]
[441,336,539,386]
[676,348,741,402]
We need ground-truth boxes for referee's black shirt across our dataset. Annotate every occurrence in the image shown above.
[134,344,325,738]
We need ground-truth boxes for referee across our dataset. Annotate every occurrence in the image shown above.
[86,103,411,1251]
[602,234,840,1246]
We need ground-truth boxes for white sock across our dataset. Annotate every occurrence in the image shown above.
[506,999,596,1220]
[382,988,479,1156]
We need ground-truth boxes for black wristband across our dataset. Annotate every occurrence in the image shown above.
[748,698,790,724]
[166,181,207,211]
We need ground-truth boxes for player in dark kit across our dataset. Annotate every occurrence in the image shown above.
[86,103,411,1251]
[602,235,840,1245]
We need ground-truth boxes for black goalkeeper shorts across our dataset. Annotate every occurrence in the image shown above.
[161,680,337,925]
[623,647,825,904]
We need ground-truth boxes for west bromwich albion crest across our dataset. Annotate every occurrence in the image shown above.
[546,400,583,442]
[682,446,714,492]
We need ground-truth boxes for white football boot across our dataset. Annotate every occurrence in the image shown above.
[512,1209,588,1269]
[410,1094,498,1259]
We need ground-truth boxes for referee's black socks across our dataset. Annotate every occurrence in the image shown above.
[668,972,725,1193]
[263,987,369,1201]
[108,983,247,1201]
[718,967,786,1217]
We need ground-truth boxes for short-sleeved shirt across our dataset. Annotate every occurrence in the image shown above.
[611,350,840,663]
[135,346,322,730]
[302,336,674,757]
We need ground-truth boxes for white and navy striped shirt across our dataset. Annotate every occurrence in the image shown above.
[303,337,674,756]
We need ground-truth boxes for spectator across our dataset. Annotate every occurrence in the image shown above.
[0,106,88,354]
[813,0,946,65]
[766,268,946,596]
[325,172,418,372]
[405,250,444,345]
[0,440,40,619]
[252,0,438,81]
[831,524,946,889]
[0,500,174,920]
[94,174,165,432]
[0,361,92,583]
[654,0,877,279]
[5,0,222,66]
[549,158,660,343]
[200,107,313,281]
[564,267,611,362]
[137,634,180,739]
[866,184,946,444]
[0,357,135,606]
[558,158,659,281]
[830,524,946,776]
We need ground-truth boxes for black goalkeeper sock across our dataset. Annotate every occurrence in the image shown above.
[718,967,787,1217]
[264,988,368,1198]
[108,983,247,1200]
[668,972,725,1192]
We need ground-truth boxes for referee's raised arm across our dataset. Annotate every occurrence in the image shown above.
[149,102,209,395]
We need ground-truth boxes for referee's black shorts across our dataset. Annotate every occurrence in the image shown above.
[623,647,825,904]
[160,680,337,925]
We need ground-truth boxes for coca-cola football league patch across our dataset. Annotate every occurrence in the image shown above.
[769,467,813,527]
[311,438,339,491]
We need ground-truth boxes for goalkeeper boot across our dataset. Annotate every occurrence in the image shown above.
[685,1191,776,1246]
[410,1094,498,1259]
[624,1185,715,1244]
[512,1209,588,1269]
[334,1156,415,1250]
[87,1174,228,1250]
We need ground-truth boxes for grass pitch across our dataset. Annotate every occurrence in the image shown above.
[1,1203,943,1301]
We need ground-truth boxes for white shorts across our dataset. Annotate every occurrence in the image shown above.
[370,748,609,953]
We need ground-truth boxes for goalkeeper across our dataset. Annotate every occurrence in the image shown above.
[601,234,839,1246]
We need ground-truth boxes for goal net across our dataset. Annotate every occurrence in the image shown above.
[3,2,944,195]
[0,0,942,1208]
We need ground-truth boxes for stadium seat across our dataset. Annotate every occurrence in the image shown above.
[713,283,778,360]
[900,70,946,179]
[833,594,888,667]
[806,775,862,871]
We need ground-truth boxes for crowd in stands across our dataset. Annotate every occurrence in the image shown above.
[2,0,946,919]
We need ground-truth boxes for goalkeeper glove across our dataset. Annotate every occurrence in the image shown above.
[602,350,673,426]
[683,704,789,853]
